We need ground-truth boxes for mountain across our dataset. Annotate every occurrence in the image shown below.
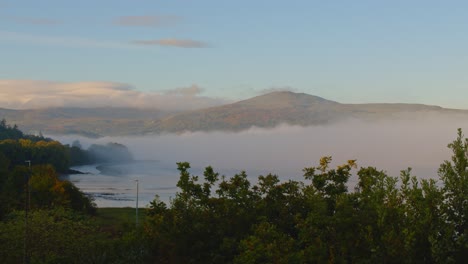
[146,91,460,133]
[1,92,466,136]
[147,92,342,133]
[0,107,168,137]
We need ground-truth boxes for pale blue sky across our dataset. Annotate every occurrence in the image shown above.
[1,0,468,108]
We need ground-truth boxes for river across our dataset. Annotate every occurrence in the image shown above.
[67,161,180,207]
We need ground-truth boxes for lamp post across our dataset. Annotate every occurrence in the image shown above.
[25,160,31,211]
[135,179,139,228]
[24,160,31,264]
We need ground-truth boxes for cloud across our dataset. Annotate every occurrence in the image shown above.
[0,80,228,111]
[0,31,208,50]
[131,38,209,48]
[114,15,181,27]
[0,30,133,49]
[13,17,61,25]
[164,84,203,96]
[258,86,298,95]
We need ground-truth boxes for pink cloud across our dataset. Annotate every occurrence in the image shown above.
[0,80,227,111]
[114,15,181,27]
[131,38,209,48]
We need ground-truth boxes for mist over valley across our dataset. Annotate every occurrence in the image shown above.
[3,91,467,206]
[54,115,468,207]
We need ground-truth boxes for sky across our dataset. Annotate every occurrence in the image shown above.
[1,0,468,110]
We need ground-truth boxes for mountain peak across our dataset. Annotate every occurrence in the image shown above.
[237,91,338,108]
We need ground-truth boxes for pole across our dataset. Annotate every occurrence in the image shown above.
[24,160,31,264]
[27,162,31,211]
[135,179,139,228]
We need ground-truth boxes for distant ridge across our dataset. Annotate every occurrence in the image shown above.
[235,91,338,107]
[0,107,166,137]
[149,92,342,133]
[1,91,466,137]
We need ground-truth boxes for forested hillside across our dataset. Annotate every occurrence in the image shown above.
[0,120,95,217]
[0,120,141,263]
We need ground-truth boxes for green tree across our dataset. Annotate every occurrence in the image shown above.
[235,221,299,264]
[0,209,107,264]
[300,157,357,263]
[436,128,468,262]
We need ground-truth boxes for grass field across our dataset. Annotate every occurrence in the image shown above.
[94,207,148,235]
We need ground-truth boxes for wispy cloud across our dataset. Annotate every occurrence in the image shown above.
[131,38,209,48]
[259,86,298,95]
[13,17,61,25]
[164,84,204,96]
[114,15,181,27]
[0,30,133,49]
[0,31,208,50]
[0,80,228,111]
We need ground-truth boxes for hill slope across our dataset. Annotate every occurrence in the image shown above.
[0,107,167,137]
[1,91,466,136]
[147,91,461,133]
[149,92,342,132]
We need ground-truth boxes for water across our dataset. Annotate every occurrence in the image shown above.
[68,161,180,207]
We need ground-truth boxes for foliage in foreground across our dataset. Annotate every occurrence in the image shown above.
[144,129,467,263]
[0,208,149,264]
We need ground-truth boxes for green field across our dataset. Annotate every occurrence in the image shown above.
[94,207,147,235]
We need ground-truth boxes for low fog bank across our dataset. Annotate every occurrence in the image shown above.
[54,115,468,183]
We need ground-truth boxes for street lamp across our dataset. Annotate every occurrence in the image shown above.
[25,160,31,210]
[134,179,139,227]
[24,160,31,264]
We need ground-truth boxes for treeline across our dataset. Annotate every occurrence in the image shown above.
[0,119,46,142]
[0,120,96,218]
[0,119,133,171]
[141,130,467,263]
